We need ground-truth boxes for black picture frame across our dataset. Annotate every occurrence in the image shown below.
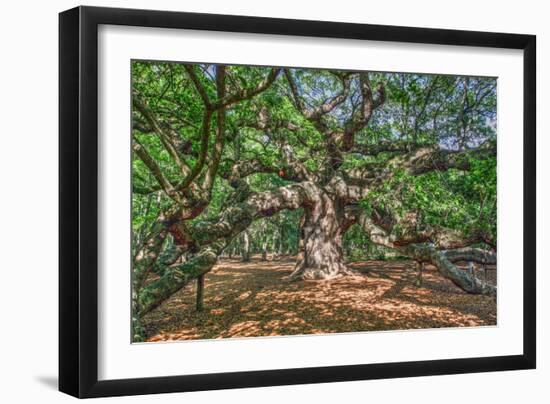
[59,5,536,398]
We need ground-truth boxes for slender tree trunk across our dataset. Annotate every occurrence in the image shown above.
[271,230,278,260]
[278,224,284,256]
[345,240,352,258]
[196,274,205,311]
[260,221,268,261]
[414,261,424,286]
[261,243,267,261]
[261,234,268,261]
[241,230,251,262]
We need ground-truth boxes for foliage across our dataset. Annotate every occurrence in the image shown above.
[131,61,497,262]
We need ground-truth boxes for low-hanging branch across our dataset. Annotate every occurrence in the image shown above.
[138,181,314,315]
[355,210,496,296]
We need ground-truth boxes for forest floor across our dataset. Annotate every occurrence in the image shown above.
[142,256,497,342]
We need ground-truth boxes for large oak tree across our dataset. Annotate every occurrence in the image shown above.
[131,62,497,341]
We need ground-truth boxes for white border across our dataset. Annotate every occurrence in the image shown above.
[98,25,524,381]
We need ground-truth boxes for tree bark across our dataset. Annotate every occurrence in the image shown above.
[138,243,222,315]
[289,191,349,280]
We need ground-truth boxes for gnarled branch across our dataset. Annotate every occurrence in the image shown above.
[355,212,496,296]
[132,139,178,200]
[214,67,281,109]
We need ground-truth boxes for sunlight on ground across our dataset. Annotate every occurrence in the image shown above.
[143,257,496,342]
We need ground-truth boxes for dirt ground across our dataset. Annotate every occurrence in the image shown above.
[142,256,497,342]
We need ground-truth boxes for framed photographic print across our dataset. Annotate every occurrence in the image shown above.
[59,6,536,398]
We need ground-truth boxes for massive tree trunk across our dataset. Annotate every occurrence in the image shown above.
[289,191,349,280]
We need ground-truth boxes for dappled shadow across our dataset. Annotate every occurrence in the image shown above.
[142,257,497,342]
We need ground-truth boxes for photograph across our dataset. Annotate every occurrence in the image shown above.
[131,60,498,343]
[0,0,542,401]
